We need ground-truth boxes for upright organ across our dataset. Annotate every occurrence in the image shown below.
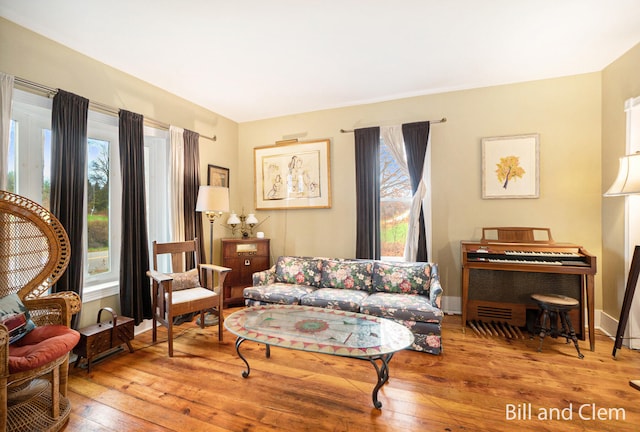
[461,227,597,350]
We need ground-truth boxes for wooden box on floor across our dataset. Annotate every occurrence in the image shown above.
[73,308,134,372]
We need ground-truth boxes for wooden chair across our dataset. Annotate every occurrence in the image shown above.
[0,190,82,432]
[147,239,231,357]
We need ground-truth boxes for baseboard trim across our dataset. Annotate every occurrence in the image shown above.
[599,311,619,338]
[134,319,153,336]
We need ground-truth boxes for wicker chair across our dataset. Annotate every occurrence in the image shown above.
[0,190,82,432]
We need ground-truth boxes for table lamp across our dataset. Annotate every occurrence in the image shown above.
[196,185,230,264]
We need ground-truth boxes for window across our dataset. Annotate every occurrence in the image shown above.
[8,89,170,299]
[84,112,120,287]
[7,120,15,192]
[380,141,412,260]
[8,90,52,203]
[87,138,110,275]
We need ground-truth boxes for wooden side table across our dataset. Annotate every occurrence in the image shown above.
[222,238,270,307]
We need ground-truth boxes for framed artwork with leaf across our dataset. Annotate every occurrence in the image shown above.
[481,134,539,199]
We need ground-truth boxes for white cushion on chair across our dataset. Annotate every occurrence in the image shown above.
[168,287,217,304]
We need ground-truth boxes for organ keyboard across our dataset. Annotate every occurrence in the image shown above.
[461,227,597,350]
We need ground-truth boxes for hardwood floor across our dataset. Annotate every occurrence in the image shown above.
[63,311,640,432]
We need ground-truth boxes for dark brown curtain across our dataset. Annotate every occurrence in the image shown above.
[118,110,152,324]
[402,121,430,262]
[183,129,204,266]
[50,90,88,328]
[354,127,381,260]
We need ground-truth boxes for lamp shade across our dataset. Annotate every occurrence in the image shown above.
[604,154,640,196]
[246,213,259,224]
[195,186,230,212]
[227,212,241,225]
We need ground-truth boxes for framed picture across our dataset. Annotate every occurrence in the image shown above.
[254,139,331,210]
[482,134,539,199]
[208,164,229,187]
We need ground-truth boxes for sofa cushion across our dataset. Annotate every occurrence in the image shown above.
[275,256,322,287]
[360,292,443,323]
[300,288,370,312]
[372,261,432,295]
[320,259,373,291]
[243,283,316,305]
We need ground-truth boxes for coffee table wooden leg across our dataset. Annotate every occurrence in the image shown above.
[234,337,251,378]
[366,353,393,409]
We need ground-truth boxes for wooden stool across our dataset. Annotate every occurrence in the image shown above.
[531,293,584,359]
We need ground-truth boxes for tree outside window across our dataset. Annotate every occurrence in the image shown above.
[87,139,110,275]
[380,142,412,259]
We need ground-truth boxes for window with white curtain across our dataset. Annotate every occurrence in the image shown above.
[7,88,170,300]
[380,139,412,260]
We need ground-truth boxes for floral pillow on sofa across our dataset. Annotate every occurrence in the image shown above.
[372,261,432,295]
[320,259,373,291]
[275,256,322,287]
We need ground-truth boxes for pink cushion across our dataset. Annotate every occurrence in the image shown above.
[9,325,80,373]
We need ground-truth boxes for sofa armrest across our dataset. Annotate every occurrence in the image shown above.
[253,265,276,286]
[429,264,444,309]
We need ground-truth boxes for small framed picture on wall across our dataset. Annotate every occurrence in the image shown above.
[208,164,229,187]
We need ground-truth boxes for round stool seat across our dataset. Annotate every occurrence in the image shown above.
[531,293,579,309]
[531,293,583,359]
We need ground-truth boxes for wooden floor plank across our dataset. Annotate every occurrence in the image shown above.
[62,312,640,432]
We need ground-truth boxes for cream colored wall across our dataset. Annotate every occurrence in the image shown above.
[0,16,614,322]
[239,74,603,310]
[601,43,640,318]
[0,18,239,327]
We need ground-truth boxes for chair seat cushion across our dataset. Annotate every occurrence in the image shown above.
[169,287,217,304]
[9,325,80,373]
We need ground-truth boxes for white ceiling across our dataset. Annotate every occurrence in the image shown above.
[1,0,640,123]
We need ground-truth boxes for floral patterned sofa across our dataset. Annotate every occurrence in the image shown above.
[244,256,444,355]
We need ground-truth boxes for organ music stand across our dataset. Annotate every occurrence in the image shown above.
[604,153,640,391]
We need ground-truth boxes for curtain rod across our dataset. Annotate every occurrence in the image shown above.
[13,76,217,142]
[339,117,447,133]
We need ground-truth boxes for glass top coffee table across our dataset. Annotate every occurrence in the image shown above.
[224,304,414,409]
